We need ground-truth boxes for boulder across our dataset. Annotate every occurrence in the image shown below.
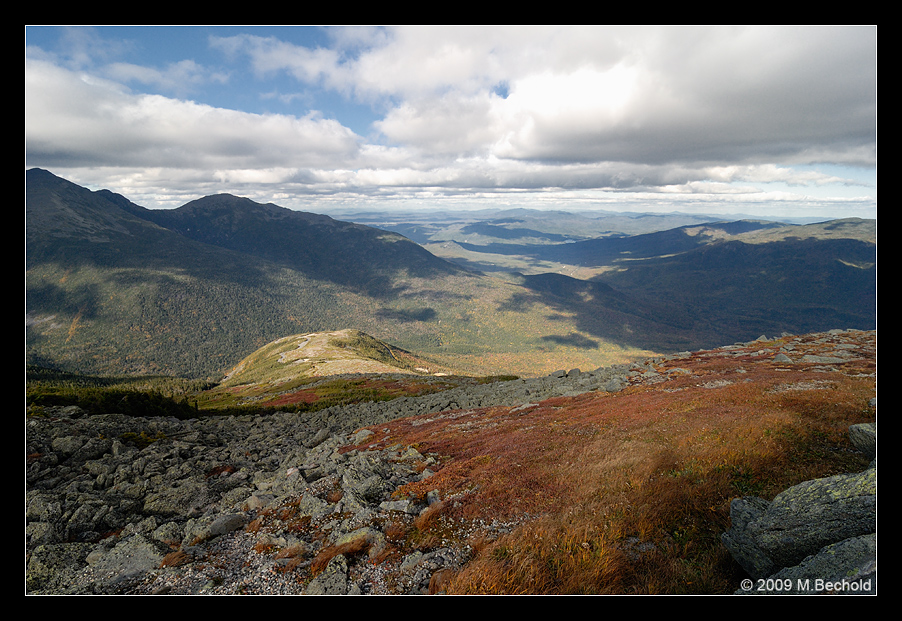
[751,468,876,569]
[721,423,877,594]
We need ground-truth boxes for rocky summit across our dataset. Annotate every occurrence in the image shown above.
[26,329,876,595]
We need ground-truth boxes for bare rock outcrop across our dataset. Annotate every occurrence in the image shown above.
[721,421,877,595]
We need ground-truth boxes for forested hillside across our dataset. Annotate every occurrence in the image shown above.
[26,170,659,378]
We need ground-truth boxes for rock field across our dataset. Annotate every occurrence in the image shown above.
[26,329,876,595]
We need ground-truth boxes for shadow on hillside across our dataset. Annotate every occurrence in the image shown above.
[26,281,100,320]
[540,333,600,349]
[502,237,877,353]
[375,307,438,323]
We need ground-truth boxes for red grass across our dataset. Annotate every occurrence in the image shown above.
[370,332,876,594]
[263,390,320,407]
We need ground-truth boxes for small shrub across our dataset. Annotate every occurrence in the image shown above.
[245,517,264,533]
[384,520,411,544]
[274,545,307,560]
[120,431,166,449]
[253,541,277,555]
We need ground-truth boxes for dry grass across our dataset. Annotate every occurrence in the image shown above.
[383,519,412,544]
[159,550,191,568]
[309,537,373,576]
[413,501,446,531]
[245,517,264,533]
[379,334,876,594]
[274,545,307,560]
[253,541,277,555]
[428,568,457,594]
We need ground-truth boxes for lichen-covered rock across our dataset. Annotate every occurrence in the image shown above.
[305,554,349,595]
[722,421,877,594]
[26,542,95,594]
[83,534,168,590]
[753,534,877,595]
[720,496,776,579]
[752,468,876,569]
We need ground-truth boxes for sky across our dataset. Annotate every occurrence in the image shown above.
[25,26,877,220]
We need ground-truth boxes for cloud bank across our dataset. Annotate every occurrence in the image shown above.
[25,26,876,217]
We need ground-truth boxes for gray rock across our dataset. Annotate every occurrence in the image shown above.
[83,534,167,589]
[723,414,877,595]
[721,497,776,579]
[243,492,275,511]
[352,428,375,445]
[51,435,84,456]
[752,469,876,569]
[849,423,876,461]
[26,542,95,594]
[296,493,333,519]
[306,427,332,448]
[380,499,421,514]
[209,513,248,537]
[143,478,212,517]
[26,521,61,547]
[152,521,184,547]
[306,554,349,595]
[801,355,847,364]
[757,534,877,595]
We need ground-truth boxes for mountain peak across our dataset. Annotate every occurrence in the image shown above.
[172,193,338,229]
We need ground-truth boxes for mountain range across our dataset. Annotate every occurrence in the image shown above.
[25,168,876,380]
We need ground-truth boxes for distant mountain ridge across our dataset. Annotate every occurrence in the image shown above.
[451,218,874,268]
[26,167,169,255]
[25,168,876,379]
[26,168,477,377]
[127,193,463,297]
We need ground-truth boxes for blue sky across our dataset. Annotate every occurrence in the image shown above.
[25,26,876,219]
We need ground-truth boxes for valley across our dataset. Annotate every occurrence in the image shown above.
[25,168,875,381]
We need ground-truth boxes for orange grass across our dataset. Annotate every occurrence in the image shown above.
[378,344,875,594]
[309,538,373,576]
[159,550,191,568]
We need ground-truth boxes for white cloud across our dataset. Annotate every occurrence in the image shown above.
[26,59,361,171]
[375,93,501,155]
[200,27,877,170]
[703,164,864,187]
[210,33,343,90]
[365,28,874,169]
[102,59,229,96]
